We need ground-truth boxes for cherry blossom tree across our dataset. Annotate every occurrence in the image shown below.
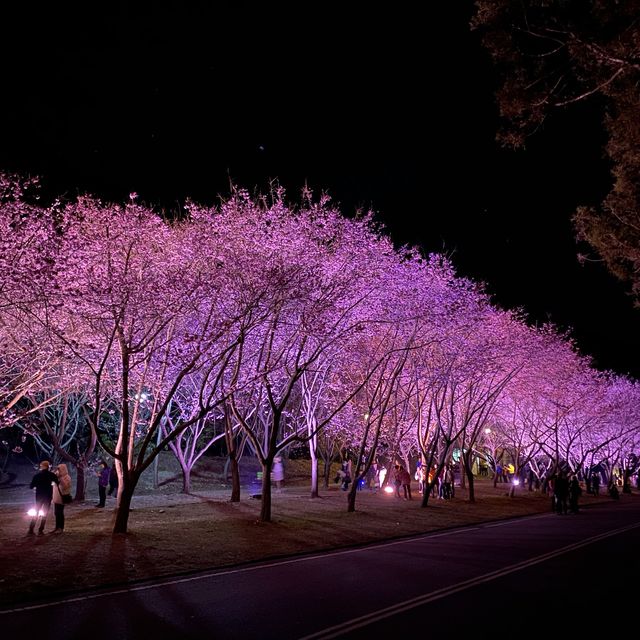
[0,174,67,428]
[224,192,390,521]
[4,174,640,535]
[29,195,256,533]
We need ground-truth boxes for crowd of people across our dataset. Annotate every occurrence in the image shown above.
[27,455,635,535]
[333,458,458,501]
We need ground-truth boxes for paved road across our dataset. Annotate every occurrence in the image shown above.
[2,499,639,639]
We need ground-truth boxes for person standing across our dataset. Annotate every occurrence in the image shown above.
[107,462,119,497]
[51,463,72,533]
[340,459,352,491]
[554,473,569,515]
[400,466,413,500]
[272,457,284,491]
[592,472,600,496]
[569,475,582,514]
[28,461,58,535]
[393,464,403,498]
[96,461,110,507]
[418,464,427,494]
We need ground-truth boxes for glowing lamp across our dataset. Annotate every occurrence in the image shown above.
[513,478,520,486]
[27,509,45,517]
[384,486,395,494]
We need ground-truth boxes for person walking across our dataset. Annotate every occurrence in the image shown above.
[96,461,110,507]
[51,463,72,533]
[28,461,58,535]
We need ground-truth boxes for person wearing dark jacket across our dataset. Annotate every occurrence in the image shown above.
[569,475,582,513]
[28,461,59,535]
[96,461,110,507]
[553,473,569,515]
[107,462,118,497]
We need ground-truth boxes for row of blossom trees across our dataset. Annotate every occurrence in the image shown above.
[1,174,639,533]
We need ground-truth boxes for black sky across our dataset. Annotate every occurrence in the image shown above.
[1,3,638,376]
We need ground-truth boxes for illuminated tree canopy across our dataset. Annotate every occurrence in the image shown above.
[1,174,639,532]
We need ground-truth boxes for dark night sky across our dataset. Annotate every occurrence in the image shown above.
[1,3,638,376]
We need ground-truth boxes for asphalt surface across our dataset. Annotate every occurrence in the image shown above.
[2,498,639,639]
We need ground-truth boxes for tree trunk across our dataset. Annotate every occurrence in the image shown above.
[347,481,358,512]
[182,466,191,494]
[113,479,136,534]
[309,433,319,498]
[224,404,241,502]
[421,480,432,508]
[310,457,319,498]
[259,459,273,522]
[323,457,331,488]
[464,456,475,503]
[75,464,87,502]
[230,455,240,502]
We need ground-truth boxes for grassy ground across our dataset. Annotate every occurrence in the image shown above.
[0,457,624,607]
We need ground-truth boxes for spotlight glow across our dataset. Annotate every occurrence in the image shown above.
[384,486,394,494]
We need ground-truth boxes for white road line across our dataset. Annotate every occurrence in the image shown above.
[298,520,640,640]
